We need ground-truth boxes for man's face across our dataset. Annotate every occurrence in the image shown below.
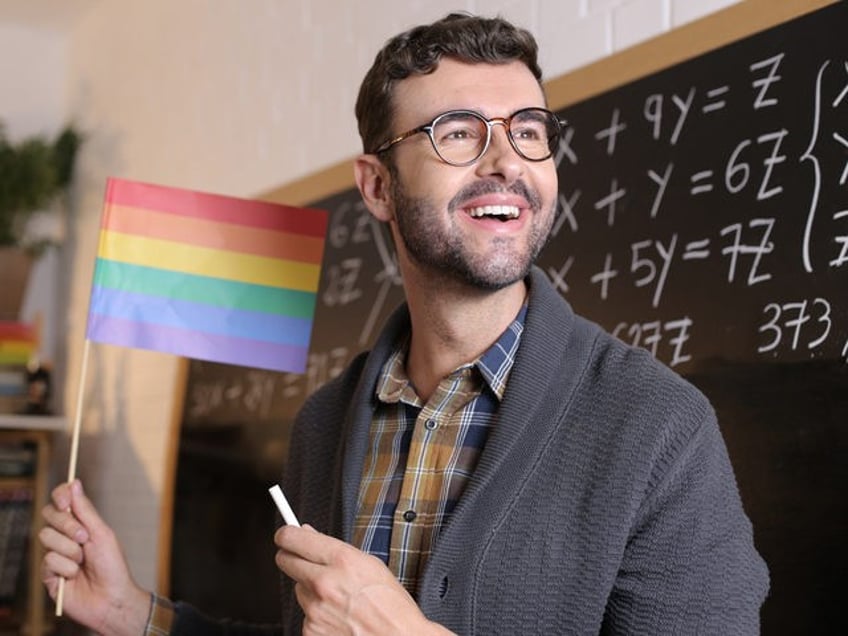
[385,58,559,291]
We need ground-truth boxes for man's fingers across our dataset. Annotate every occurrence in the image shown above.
[67,480,109,534]
[51,479,113,545]
[38,525,85,563]
[275,525,337,564]
[275,526,376,589]
[41,546,82,581]
[274,526,350,586]
[42,482,91,545]
[50,481,73,511]
[42,502,88,544]
[276,544,326,583]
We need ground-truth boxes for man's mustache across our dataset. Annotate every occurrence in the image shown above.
[448,179,542,213]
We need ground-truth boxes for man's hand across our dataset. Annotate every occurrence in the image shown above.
[274,525,454,636]
[39,479,151,636]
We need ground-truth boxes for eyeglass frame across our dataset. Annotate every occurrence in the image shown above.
[372,107,567,166]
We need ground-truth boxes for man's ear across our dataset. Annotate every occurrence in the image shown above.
[354,154,394,222]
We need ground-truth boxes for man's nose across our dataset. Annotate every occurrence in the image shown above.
[475,122,524,183]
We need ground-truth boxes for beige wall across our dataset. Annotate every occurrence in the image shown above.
[3,0,743,595]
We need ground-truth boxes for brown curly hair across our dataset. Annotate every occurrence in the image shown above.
[355,13,543,155]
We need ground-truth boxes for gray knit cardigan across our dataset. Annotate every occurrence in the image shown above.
[174,266,769,635]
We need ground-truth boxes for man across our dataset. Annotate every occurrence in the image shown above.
[40,13,769,635]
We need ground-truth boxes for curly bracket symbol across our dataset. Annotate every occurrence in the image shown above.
[799,60,830,273]
[835,62,848,185]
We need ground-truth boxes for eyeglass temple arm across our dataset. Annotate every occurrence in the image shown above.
[373,125,431,154]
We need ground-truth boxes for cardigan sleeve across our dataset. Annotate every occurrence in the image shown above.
[601,406,770,635]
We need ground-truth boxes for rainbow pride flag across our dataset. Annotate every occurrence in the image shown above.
[0,321,37,366]
[85,178,328,373]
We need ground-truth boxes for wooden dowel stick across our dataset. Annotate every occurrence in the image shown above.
[55,339,92,617]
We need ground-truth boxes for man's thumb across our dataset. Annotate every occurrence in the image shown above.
[68,479,106,537]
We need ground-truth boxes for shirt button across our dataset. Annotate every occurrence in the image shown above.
[424,419,438,430]
[403,510,417,522]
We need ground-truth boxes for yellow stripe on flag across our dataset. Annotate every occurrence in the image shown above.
[0,341,35,356]
[97,230,322,292]
[0,340,34,365]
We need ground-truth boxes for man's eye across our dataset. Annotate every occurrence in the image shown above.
[447,129,471,139]
[439,125,481,143]
[512,125,545,141]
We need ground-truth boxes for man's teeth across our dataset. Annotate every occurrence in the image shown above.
[468,205,520,219]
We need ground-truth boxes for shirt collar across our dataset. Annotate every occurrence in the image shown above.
[476,302,527,399]
[376,302,528,404]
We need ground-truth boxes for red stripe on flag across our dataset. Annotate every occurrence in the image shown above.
[0,322,37,341]
[103,177,328,237]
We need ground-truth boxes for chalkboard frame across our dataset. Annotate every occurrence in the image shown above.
[156,0,839,599]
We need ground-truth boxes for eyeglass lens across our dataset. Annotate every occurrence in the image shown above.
[432,109,559,165]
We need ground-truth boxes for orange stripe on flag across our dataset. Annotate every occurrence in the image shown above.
[103,177,327,237]
[102,203,325,264]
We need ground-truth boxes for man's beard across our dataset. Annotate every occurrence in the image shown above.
[389,174,554,291]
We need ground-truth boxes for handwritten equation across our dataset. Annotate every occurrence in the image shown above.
[542,46,847,369]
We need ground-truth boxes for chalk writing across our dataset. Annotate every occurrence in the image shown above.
[595,108,626,155]
[552,189,581,236]
[647,163,673,217]
[758,298,833,354]
[643,88,695,145]
[800,58,847,273]
[590,253,618,300]
[719,219,774,285]
[702,85,729,114]
[630,235,677,308]
[538,31,846,372]
[612,317,693,368]
[832,209,848,267]
[750,53,784,109]
[322,258,364,306]
[186,368,280,424]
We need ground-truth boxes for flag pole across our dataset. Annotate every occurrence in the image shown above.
[55,337,92,617]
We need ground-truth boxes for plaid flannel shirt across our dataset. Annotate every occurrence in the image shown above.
[353,305,526,596]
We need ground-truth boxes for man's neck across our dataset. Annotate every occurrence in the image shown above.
[402,275,528,402]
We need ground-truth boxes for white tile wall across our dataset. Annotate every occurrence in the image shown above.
[473,0,538,28]
[0,24,67,139]
[588,0,628,11]
[613,0,670,51]
[671,0,742,26]
[2,0,745,595]
[540,6,612,78]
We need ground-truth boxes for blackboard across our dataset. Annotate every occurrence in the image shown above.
[537,4,847,633]
[168,1,847,632]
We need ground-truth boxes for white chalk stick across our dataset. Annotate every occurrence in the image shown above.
[268,484,301,527]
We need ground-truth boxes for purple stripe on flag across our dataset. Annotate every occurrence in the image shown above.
[87,313,307,373]
[88,285,313,347]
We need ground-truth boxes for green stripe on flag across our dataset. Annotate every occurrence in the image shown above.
[93,258,317,319]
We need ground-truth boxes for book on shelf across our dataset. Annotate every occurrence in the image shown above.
[0,441,35,478]
[0,486,33,616]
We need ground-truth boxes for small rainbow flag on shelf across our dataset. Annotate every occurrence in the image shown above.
[85,178,328,373]
[0,321,37,367]
[0,321,36,410]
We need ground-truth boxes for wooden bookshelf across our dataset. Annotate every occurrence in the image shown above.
[0,416,64,635]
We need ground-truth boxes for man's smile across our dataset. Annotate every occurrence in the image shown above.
[467,204,520,220]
